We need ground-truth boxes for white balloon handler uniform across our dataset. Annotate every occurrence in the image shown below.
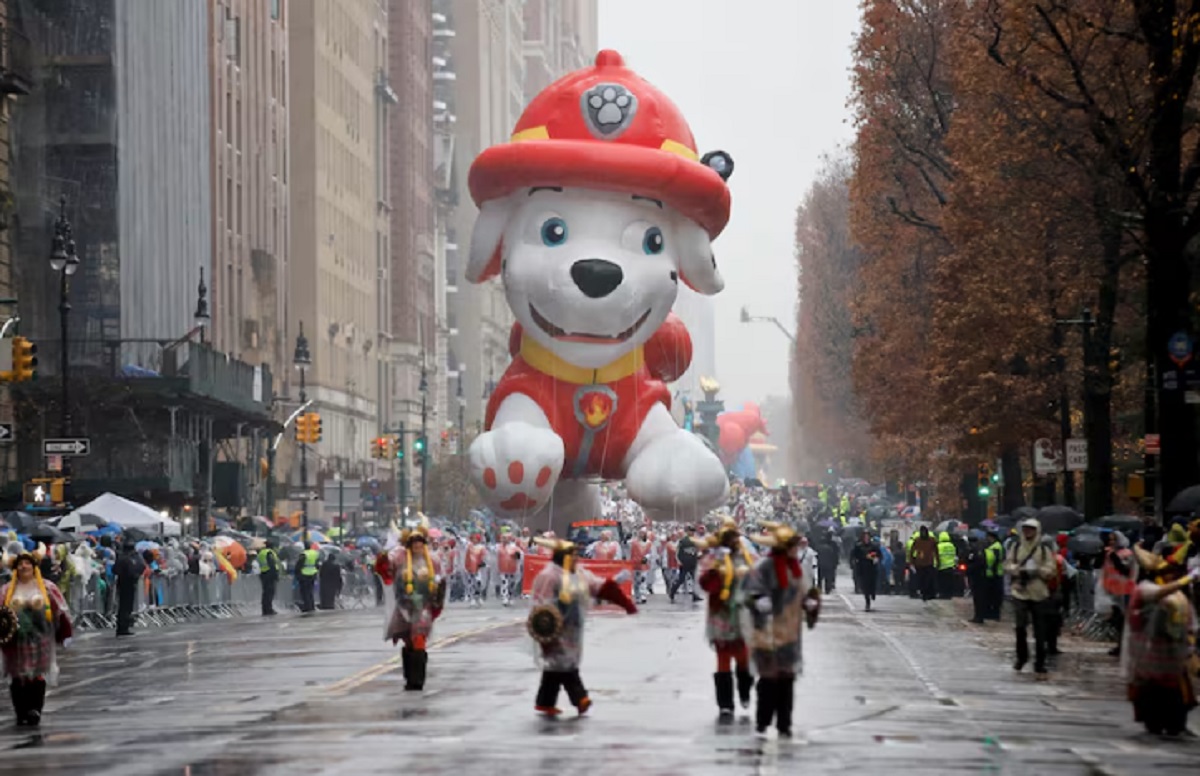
[741,523,821,739]
[378,519,444,692]
[495,533,523,606]
[464,536,488,607]
[464,49,735,533]
[527,537,637,717]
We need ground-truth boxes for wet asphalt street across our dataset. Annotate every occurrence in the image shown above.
[1,577,1197,776]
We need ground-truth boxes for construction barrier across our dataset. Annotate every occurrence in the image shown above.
[521,555,634,603]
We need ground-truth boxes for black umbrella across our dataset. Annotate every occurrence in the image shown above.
[122,526,153,543]
[934,519,965,535]
[1036,505,1084,534]
[1165,485,1200,515]
[993,514,1018,529]
[29,523,76,544]
[1011,506,1038,522]
[1066,526,1105,556]
[1094,514,1142,532]
[1,512,37,533]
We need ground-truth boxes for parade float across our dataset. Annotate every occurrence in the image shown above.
[463,49,735,533]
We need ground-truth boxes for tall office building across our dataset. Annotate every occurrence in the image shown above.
[387,0,439,465]
[11,0,211,369]
[446,0,598,428]
[208,0,290,383]
[288,0,392,475]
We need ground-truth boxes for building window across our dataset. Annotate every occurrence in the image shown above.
[271,0,280,21]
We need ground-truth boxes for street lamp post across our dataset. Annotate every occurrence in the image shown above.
[419,364,428,512]
[194,267,210,343]
[739,305,796,343]
[294,323,312,547]
[49,196,79,440]
[456,369,465,455]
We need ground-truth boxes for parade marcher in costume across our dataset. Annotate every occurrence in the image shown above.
[528,536,637,717]
[382,519,444,691]
[698,518,757,721]
[1122,541,1200,736]
[1,550,73,727]
[465,534,487,607]
[743,522,820,739]
[629,529,652,604]
[593,530,622,561]
[496,532,522,607]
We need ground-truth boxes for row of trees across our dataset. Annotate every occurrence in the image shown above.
[794,0,1200,517]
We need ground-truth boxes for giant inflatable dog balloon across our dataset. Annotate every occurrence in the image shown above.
[466,50,733,528]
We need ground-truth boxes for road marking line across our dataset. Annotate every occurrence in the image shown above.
[837,592,948,702]
[324,617,522,696]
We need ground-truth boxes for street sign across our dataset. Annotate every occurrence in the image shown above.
[0,423,12,443]
[1145,433,1161,455]
[42,438,90,457]
[1065,438,1088,472]
[1168,330,1194,367]
[288,489,319,501]
[1033,438,1062,475]
[46,454,62,473]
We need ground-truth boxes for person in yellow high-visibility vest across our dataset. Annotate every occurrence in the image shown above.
[257,540,280,616]
[294,546,319,613]
[935,532,958,600]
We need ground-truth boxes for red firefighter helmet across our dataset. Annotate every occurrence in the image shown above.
[469,50,732,239]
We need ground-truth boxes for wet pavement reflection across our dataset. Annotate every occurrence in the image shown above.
[0,578,1195,775]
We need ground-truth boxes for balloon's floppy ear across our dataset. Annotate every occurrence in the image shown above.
[466,198,515,283]
[675,217,724,295]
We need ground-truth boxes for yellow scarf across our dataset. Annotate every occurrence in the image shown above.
[4,567,52,624]
[404,545,437,595]
[559,554,575,604]
[719,545,755,602]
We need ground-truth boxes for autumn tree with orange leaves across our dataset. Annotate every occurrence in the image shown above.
[792,156,872,478]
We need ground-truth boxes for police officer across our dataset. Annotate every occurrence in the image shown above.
[294,544,319,613]
[114,541,146,637]
[936,531,958,600]
[257,539,281,616]
[984,530,1005,620]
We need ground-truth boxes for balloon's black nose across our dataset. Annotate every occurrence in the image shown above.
[570,259,624,299]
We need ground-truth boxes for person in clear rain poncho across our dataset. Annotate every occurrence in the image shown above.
[698,516,758,721]
[742,522,821,739]
[528,536,637,718]
[377,517,444,692]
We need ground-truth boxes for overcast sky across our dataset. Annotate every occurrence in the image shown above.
[599,1,861,409]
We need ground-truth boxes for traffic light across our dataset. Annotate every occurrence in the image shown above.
[11,337,36,381]
[977,463,991,497]
[413,435,427,460]
[295,414,310,443]
[370,437,384,459]
[306,413,322,443]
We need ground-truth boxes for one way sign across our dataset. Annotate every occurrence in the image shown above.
[43,438,90,457]
[0,423,12,443]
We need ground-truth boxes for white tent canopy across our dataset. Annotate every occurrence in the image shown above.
[61,493,181,537]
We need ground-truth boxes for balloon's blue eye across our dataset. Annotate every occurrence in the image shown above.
[540,218,568,247]
[642,227,664,255]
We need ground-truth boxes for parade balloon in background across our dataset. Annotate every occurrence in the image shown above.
[463,50,735,532]
[716,402,769,468]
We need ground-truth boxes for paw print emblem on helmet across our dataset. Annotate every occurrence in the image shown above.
[581,83,638,140]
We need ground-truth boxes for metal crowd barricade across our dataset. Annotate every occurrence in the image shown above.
[68,566,372,631]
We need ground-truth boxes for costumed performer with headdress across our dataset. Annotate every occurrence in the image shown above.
[698,516,757,721]
[380,516,444,691]
[1122,539,1200,736]
[528,536,637,717]
[0,547,73,726]
[742,522,820,739]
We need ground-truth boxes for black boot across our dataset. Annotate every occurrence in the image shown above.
[401,647,416,691]
[755,678,776,734]
[776,677,794,737]
[25,680,44,727]
[714,672,735,721]
[410,649,427,691]
[736,670,754,710]
[9,681,24,726]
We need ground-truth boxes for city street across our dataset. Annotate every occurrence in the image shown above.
[0,578,1194,776]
